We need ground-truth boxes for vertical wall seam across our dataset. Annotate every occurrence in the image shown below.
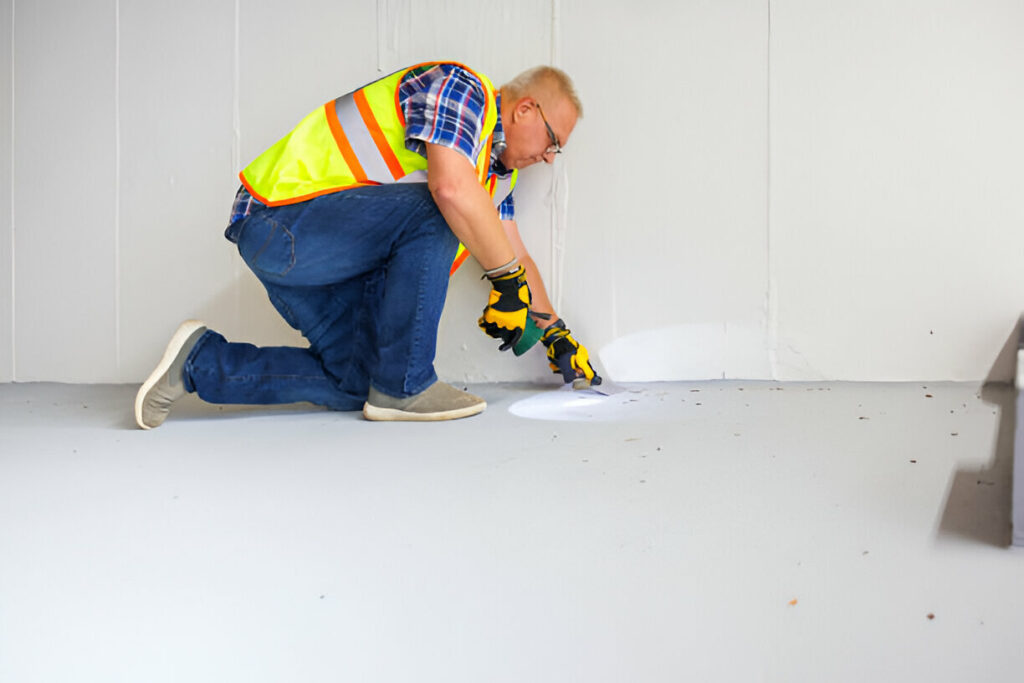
[9,0,15,381]
[375,0,385,73]
[232,0,242,299]
[549,0,564,313]
[232,0,240,173]
[550,0,561,64]
[766,0,778,379]
[114,0,121,372]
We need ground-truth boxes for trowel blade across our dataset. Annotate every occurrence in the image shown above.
[570,377,626,395]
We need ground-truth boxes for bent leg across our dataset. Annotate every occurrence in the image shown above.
[373,194,459,396]
[186,184,457,408]
[183,329,366,411]
[236,184,459,398]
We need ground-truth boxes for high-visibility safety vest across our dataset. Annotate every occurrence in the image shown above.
[239,61,518,275]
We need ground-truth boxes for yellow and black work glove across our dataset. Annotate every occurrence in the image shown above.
[478,264,531,352]
[540,318,601,385]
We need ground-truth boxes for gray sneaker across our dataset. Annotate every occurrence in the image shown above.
[363,381,486,421]
[134,320,208,429]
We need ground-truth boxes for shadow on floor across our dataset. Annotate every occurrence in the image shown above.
[936,319,1019,547]
[936,383,1014,547]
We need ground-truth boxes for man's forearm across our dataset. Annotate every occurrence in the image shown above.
[501,218,559,328]
[426,144,516,271]
[519,253,558,328]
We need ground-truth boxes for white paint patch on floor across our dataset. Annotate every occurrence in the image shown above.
[1,381,1022,682]
[507,384,641,421]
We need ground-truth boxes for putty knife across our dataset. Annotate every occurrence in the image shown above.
[571,376,625,396]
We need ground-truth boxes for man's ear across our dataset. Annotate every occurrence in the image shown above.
[514,97,534,120]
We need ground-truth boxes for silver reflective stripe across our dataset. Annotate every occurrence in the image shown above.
[490,172,516,210]
[396,169,428,184]
[333,95,395,182]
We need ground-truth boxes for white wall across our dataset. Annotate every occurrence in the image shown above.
[0,0,11,383]
[771,0,1024,381]
[1,0,1022,384]
[560,0,771,382]
[9,0,119,383]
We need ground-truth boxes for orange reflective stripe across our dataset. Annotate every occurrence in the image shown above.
[449,247,470,276]
[353,90,405,181]
[243,62,496,208]
[240,172,374,207]
[324,102,368,184]
[238,172,271,205]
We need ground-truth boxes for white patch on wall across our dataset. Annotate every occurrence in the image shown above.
[599,323,771,382]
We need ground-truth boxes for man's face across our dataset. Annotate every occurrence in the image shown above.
[499,95,578,170]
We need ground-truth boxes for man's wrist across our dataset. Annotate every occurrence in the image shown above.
[532,312,559,329]
[539,318,567,341]
[482,258,520,280]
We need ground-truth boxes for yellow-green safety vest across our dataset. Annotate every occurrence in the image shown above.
[239,61,517,275]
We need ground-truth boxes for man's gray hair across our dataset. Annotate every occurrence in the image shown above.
[501,66,583,118]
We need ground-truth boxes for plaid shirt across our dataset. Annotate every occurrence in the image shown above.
[230,64,514,225]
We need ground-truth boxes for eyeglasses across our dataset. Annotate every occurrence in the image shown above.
[535,102,562,155]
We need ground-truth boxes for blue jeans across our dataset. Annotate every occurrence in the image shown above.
[183,183,459,411]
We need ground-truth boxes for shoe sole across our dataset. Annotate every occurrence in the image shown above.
[134,320,206,430]
[362,400,487,422]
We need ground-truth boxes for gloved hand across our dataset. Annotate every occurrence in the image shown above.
[478,264,531,351]
[540,318,601,385]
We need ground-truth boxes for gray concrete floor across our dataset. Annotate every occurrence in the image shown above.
[1,380,1022,683]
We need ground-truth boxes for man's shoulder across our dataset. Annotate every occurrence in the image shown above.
[404,61,485,76]
[399,62,488,94]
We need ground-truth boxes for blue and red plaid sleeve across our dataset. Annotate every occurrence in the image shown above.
[399,64,516,219]
[398,64,489,166]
